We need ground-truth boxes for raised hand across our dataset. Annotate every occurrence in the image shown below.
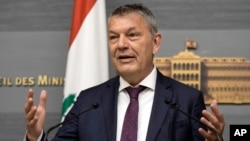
[24,89,47,141]
[199,100,225,141]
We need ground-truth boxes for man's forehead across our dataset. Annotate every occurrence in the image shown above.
[109,12,144,22]
[109,13,146,27]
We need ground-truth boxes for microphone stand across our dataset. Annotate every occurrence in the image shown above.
[44,103,99,141]
[165,99,223,141]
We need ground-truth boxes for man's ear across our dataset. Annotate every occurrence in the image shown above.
[152,33,162,55]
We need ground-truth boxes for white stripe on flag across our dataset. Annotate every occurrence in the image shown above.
[62,0,108,120]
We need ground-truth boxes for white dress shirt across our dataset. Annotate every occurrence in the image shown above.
[116,67,157,141]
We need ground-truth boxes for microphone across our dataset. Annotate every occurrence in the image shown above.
[44,102,99,141]
[165,99,223,141]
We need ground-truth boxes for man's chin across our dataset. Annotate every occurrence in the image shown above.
[117,69,136,77]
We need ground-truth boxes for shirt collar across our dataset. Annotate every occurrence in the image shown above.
[119,66,157,92]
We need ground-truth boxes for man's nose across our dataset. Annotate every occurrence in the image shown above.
[117,35,128,49]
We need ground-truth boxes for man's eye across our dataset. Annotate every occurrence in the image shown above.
[109,36,117,40]
[129,33,137,37]
[128,33,140,40]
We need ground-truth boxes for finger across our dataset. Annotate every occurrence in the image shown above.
[210,100,224,123]
[26,106,37,122]
[26,88,34,102]
[202,110,217,126]
[38,90,47,110]
[200,116,216,131]
[202,101,225,136]
[25,89,35,113]
[27,115,38,128]
[198,128,209,138]
[198,128,215,141]
[25,98,34,113]
[207,100,225,132]
[201,110,222,135]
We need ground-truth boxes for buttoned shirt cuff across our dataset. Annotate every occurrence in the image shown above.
[24,130,43,141]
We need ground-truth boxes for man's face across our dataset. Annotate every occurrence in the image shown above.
[108,12,161,81]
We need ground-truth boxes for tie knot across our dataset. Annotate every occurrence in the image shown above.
[125,86,146,99]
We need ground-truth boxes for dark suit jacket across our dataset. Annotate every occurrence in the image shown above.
[52,70,206,141]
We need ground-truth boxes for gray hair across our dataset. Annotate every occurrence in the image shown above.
[109,3,158,36]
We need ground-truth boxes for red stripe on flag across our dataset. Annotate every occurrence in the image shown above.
[69,0,96,47]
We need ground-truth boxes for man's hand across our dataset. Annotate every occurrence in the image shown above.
[24,89,47,141]
[199,100,225,141]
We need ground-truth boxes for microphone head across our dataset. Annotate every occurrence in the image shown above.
[164,98,180,108]
[92,102,99,109]
[165,98,171,105]
[171,103,180,108]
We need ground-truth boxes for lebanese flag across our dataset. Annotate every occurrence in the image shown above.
[62,0,108,119]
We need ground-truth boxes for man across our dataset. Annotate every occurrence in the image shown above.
[24,3,225,141]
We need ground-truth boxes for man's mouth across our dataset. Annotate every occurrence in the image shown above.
[117,55,135,63]
[118,55,134,59]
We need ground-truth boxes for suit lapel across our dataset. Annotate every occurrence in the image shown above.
[100,76,120,141]
[146,71,174,141]
[99,72,175,141]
